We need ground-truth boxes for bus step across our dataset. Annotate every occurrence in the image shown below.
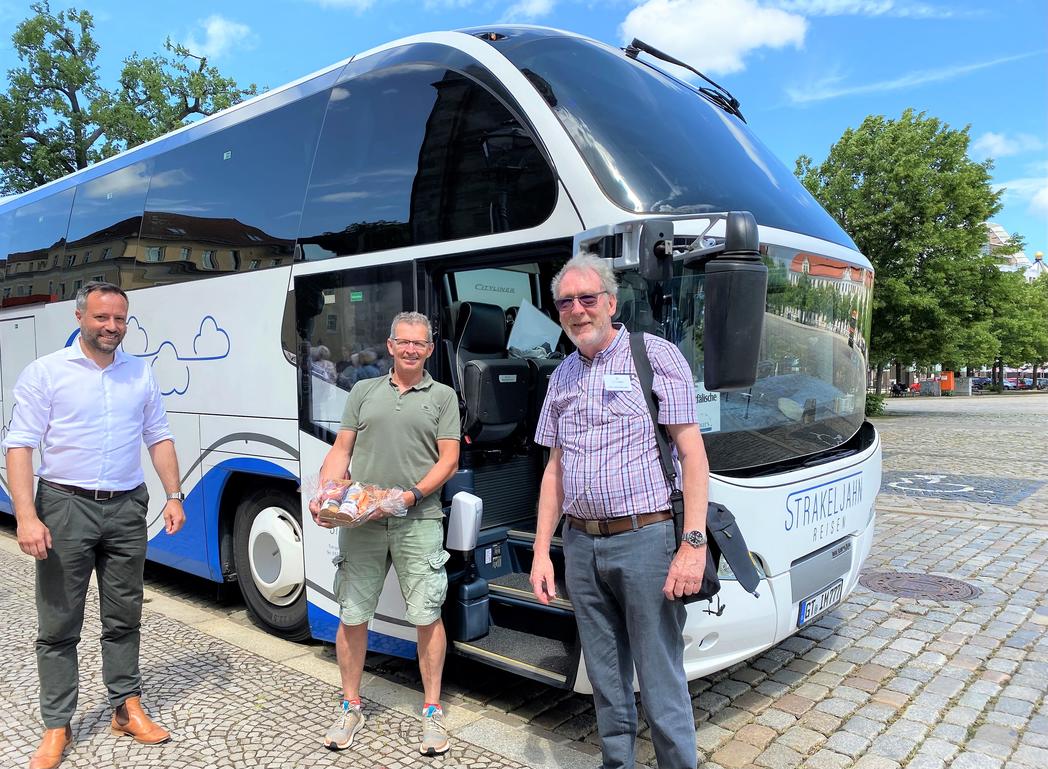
[453,624,575,688]
[488,571,573,612]
[505,529,563,549]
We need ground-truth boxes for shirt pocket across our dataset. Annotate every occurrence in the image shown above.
[603,375,647,419]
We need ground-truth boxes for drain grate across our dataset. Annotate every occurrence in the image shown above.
[859,571,982,600]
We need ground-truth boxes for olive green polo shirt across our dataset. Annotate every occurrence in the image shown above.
[340,371,460,519]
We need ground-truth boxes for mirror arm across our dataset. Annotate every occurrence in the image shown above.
[681,242,726,267]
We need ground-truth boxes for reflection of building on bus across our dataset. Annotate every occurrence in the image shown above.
[1,26,882,695]
[1,213,293,307]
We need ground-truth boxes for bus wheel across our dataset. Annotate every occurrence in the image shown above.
[233,488,311,641]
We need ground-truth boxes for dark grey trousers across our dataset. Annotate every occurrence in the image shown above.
[34,481,149,728]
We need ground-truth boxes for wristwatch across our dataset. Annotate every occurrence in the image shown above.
[681,530,707,548]
[409,486,423,506]
[166,491,186,502]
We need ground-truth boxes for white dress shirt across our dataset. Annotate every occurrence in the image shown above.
[2,341,174,490]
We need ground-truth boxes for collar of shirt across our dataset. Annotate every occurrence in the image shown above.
[386,369,435,391]
[64,339,130,370]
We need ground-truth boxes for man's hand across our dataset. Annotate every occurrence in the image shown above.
[17,514,52,560]
[309,494,336,528]
[162,500,186,535]
[529,552,558,605]
[663,544,707,600]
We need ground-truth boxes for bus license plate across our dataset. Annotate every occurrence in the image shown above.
[797,579,844,627]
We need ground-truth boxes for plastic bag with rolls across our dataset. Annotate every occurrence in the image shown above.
[312,479,408,527]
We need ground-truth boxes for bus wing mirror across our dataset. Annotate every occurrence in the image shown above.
[637,221,673,284]
[703,211,768,391]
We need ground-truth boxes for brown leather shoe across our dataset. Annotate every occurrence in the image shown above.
[28,725,71,769]
[110,696,171,745]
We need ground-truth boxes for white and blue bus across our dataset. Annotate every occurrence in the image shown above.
[0,26,880,692]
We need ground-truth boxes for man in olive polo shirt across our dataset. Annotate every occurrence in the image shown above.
[309,311,460,756]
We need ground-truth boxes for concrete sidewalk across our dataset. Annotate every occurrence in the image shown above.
[0,533,595,769]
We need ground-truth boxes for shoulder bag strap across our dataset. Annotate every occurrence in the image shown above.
[629,332,684,517]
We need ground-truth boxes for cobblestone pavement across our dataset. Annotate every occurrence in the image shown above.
[3,392,1047,768]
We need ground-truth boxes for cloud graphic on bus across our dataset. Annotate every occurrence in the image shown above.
[122,317,150,355]
[150,341,190,396]
[192,316,231,359]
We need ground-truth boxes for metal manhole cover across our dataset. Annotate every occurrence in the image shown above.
[859,571,981,600]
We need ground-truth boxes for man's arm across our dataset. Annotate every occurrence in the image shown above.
[308,429,357,527]
[8,446,51,560]
[400,438,459,510]
[663,422,710,600]
[147,439,185,535]
[529,446,564,605]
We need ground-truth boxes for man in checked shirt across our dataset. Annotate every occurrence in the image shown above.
[529,254,710,769]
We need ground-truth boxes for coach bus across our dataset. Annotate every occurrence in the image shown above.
[0,26,880,692]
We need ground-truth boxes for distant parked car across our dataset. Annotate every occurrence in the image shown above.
[971,376,991,390]
[1001,379,1017,390]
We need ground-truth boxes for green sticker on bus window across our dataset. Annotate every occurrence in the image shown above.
[350,291,364,302]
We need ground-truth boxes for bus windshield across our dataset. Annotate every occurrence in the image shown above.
[617,243,872,473]
[490,31,856,250]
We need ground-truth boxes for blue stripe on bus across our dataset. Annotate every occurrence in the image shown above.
[0,484,10,513]
[308,603,418,660]
[146,457,299,582]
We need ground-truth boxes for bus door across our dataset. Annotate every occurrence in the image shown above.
[0,316,37,485]
[292,260,420,653]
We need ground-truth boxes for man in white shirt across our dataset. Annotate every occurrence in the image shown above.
[3,282,186,769]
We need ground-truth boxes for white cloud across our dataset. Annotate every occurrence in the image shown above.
[995,177,1048,217]
[787,52,1037,104]
[1032,185,1048,218]
[970,132,1045,161]
[621,0,807,76]
[184,15,257,61]
[775,0,963,19]
[500,0,556,22]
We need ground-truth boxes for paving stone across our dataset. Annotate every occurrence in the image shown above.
[950,752,1004,769]
[804,749,853,769]
[753,742,803,768]
[711,740,761,769]
[825,730,871,758]
[869,734,917,761]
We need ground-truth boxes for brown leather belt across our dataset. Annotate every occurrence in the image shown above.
[566,510,672,536]
[41,479,139,501]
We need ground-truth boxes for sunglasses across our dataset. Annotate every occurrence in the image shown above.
[553,291,608,312]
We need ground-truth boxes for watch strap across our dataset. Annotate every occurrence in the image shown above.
[409,486,423,505]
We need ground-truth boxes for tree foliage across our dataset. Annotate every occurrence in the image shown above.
[0,1,257,194]
[796,109,1009,371]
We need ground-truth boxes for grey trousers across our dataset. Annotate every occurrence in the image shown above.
[34,481,149,728]
[564,519,697,769]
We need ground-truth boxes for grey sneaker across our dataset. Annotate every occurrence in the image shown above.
[419,704,450,756]
[324,700,364,750]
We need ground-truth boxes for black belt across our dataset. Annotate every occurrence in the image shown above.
[566,510,672,536]
[41,479,139,501]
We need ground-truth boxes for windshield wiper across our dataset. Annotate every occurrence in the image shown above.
[624,38,745,123]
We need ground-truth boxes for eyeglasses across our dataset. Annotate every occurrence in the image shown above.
[553,291,609,312]
[391,338,432,350]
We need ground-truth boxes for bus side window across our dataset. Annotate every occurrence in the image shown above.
[293,263,414,442]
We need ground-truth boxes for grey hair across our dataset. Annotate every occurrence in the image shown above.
[551,254,618,300]
[75,281,128,312]
[389,311,433,342]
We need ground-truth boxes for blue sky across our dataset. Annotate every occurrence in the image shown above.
[1,0,1045,257]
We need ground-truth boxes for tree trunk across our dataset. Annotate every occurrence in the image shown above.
[875,363,885,395]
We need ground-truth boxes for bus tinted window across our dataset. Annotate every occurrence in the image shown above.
[299,62,556,260]
[138,92,328,287]
[66,161,151,294]
[0,189,74,306]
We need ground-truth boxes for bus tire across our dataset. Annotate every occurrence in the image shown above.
[232,488,311,641]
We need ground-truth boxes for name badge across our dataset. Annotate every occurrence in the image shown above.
[603,374,632,392]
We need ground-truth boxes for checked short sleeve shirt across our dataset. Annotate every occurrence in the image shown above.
[534,324,697,520]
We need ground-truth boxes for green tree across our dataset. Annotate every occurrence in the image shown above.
[796,109,1004,390]
[0,1,257,194]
